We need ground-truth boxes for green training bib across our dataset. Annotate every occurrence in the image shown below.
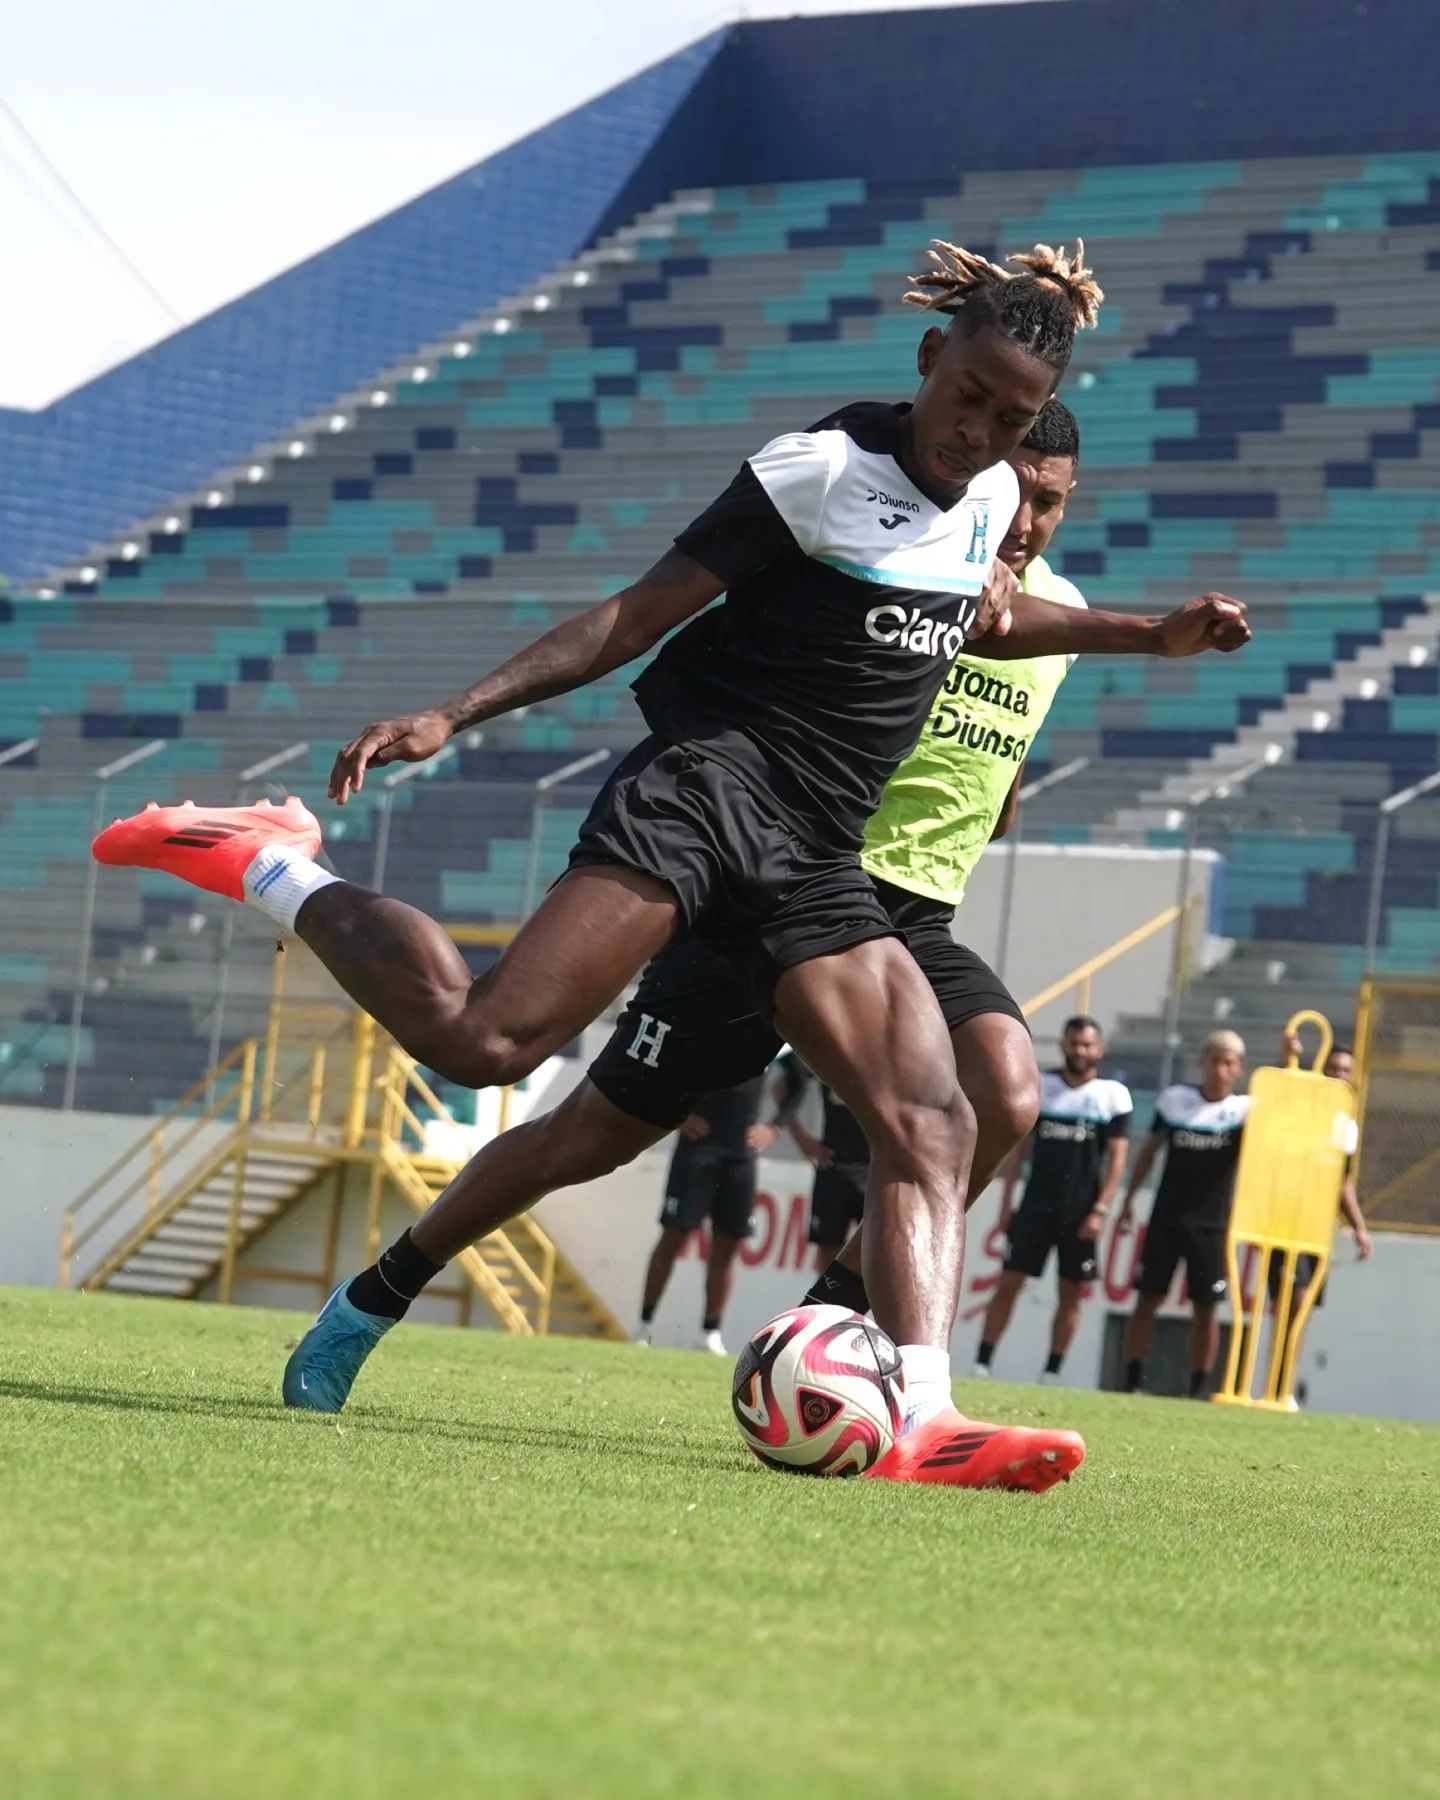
[860,554,1075,906]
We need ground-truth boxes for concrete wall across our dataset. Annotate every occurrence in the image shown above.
[955,843,1218,1051]
[9,1101,1435,1424]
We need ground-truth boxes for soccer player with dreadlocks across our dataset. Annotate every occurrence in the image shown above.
[98,240,1243,1489]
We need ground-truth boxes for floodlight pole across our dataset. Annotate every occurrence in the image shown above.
[520,749,612,920]
[994,757,1089,981]
[64,740,168,1111]
[1362,767,1440,974]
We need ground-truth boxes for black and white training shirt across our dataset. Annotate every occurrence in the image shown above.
[1020,1071,1133,1220]
[1149,1085,1253,1225]
[633,402,1020,852]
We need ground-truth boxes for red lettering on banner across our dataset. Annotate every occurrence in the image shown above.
[775,1193,809,1270]
[740,1192,776,1267]
[677,1224,710,1262]
[959,1223,1008,1324]
[738,1190,811,1269]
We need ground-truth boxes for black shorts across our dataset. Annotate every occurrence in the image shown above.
[1266,1250,1323,1305]
[1003,1204,1099,1283]
[1135,1210,1229,1306]
[809,1162,868,1245]
[571,735,896,991]
[659,1139,756,1240]
[587,880,1025,1131]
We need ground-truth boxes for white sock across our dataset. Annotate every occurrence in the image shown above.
[898,1343,953,1430]
[243,846,340,932]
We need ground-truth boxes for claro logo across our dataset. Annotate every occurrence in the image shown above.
[864,604,968,659]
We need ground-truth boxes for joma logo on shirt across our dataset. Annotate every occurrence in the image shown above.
[943,663,1032,715]
[865,605,968,659]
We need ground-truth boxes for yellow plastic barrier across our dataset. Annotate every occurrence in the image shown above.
[1214,1010,1357,1412]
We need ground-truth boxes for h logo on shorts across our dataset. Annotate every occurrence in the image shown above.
[626,1012,672,1069]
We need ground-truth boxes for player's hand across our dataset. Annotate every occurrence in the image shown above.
[793,1127,833,1168]
[1282,1029,1304,1064]
[1114,1205,1135,1237]
[1077,1208,1106,1242]
[1155,594,1250,658]
[329,709,453,804]
[679,1114,710,1143]
[1356,1225,1374,1261]
[744,1122,780,1153]
[972,559,1019,640]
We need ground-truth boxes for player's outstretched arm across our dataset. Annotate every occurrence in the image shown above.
[970,591,1251,662]
[328,550,725,801]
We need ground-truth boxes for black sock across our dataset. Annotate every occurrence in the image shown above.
[803,1259,870,1314]
[1044,1350,1063,1376]
[640,1301,657,1325]
[702,1313,721,1333]
[976,1339,996,1368]
[346,1228,444,1321]
[1189,1367,1211,1399]
[1124,1358,1144,1393]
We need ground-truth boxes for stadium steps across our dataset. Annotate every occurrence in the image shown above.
[79,1133,336,1297]
[388,1154,622,1341]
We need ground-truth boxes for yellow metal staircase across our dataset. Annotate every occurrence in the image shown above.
[60,948,622,1339]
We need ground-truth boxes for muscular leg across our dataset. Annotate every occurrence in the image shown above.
[642,1226,690,1321]
[704,1233,743,1325]
[1051,1277,1084,1362]
[294,864,677,1087]
[978,1269,1027,1354]
[1124,1293,1163,1390]
[829,1010,1038,1281]
[409,1078,668,1263]
[1190,1304,1219,1393]
[774,938,975,1350]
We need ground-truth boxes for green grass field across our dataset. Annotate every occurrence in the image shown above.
[2,1288,1438,1799]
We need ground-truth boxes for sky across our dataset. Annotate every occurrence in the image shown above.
[0,0,1048,410]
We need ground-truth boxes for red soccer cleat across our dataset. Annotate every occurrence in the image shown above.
[92,796,321,902]
[865,1405,1085,1493]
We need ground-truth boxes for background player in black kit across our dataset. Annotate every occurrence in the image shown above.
[973,1016,1132,1381]
[777,1056,873,1268]
[635,1070,783,1354]
[1117,1030,1252,1398]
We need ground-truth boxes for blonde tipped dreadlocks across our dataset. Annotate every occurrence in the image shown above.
[903,238,1104,370]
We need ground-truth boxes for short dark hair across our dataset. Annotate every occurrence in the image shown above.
[1328,1043,1355,1061]
[1022,397,1080,463]
[1063,1015,1102,1037]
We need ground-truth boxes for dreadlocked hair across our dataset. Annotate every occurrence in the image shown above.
[903,239,1104,373]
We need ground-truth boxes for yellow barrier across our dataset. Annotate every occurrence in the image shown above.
[1214,1010,1357,1412]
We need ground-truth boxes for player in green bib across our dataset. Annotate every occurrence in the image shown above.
[282,398,1250,1408]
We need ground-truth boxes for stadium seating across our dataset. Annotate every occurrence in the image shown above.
[2,151,1438,1108]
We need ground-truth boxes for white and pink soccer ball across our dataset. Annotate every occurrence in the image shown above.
[731,1304,906,1476]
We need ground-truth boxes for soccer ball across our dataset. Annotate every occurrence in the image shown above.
[731,1305,906,1476]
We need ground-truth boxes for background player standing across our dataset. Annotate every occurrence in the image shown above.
[1117,1030,1251,1398]
[973,1015,1132,1382]
[778,1057,872,1268]
[636,1070,783,1353]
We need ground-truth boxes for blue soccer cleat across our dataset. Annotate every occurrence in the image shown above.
[282,1281,395,1413]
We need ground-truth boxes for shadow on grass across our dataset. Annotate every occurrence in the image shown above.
[0,1375,743,1472]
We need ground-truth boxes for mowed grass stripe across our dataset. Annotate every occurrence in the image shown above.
[0,1288,1436,1799]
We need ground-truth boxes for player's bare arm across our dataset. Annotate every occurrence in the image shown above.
[1081,1134,1130,1241]
[328,550,725,801]
[970,589,1250,662]
[997,1140,1028,1231]
[1114,1134,1162,1233]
